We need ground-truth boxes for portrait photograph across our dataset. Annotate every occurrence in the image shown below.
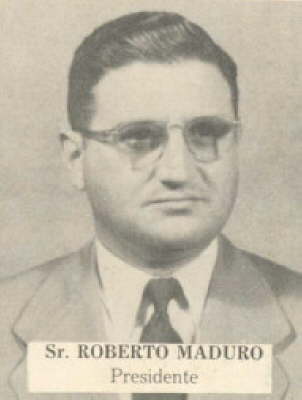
[0,0,302,399]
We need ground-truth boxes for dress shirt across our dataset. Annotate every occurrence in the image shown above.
[96,238,218,343]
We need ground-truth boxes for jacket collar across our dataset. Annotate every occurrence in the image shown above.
[10,237,295,399]
[197,236,294,399]
[199,236,292,345]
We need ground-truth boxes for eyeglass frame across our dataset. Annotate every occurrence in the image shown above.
[78,115,241,167]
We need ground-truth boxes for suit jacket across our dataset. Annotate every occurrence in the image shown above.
[1,236,302,400]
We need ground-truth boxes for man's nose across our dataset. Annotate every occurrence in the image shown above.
[155,127,190,186]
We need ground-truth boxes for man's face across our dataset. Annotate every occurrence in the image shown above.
[79,60,239,257]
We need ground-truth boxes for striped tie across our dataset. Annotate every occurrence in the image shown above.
[133,278,188,400]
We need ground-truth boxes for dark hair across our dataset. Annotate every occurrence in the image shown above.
[68,11,238,130]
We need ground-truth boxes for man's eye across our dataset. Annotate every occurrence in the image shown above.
[119,127,163,151]
[189,120,232,139]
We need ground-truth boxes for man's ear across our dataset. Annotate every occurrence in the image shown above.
[59,130,85,190]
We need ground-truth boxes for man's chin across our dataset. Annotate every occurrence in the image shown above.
[138,225,215,252]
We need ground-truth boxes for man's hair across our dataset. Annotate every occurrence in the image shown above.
[68,11,238,131]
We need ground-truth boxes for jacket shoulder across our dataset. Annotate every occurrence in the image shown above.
[241,249,302,297]
[0,250,82,325]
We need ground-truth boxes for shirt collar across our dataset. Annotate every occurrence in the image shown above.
[95,238,218,335]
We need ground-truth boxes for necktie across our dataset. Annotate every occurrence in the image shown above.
[133,278,188,400]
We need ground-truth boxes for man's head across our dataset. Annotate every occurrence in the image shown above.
[63,12,240,267]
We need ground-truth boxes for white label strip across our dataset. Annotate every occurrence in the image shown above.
[28,343,271,393]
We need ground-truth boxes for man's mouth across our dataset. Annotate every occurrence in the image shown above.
[144,196,206,206]
[152,197,200,203]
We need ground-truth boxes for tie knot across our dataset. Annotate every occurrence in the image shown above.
[143,277,188,313]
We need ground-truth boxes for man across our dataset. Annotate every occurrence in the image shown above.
[0,11,301,400]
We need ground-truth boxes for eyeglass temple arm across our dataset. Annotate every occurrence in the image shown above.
[80,128,118,144]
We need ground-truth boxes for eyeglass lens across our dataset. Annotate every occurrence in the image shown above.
[117,117,237,169]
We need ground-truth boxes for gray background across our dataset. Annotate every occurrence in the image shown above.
[1,0,301,278]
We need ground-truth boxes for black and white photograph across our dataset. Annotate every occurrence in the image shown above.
[0,0,302,399]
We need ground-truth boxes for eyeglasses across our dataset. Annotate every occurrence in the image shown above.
[80,116,240,169]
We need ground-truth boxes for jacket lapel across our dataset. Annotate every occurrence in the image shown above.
[10,242,119,399]
[188,236,295,400]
